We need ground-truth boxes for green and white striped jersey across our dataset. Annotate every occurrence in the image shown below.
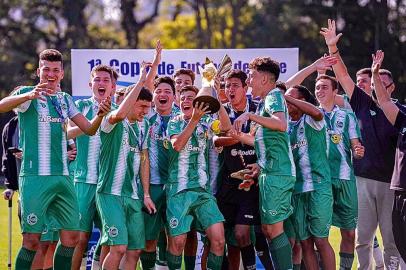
[147,112,172,185]
[14,86,79,176]
[323,106,361,180]
[97,114,150,199]
[289,114,331,193]
[167,115,213,196]
[74,97,101,184]
[254,88,296,177]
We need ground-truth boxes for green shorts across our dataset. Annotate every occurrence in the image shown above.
[258,174,295,225]
[331,178,358,230]
[166,188,224,236]
[40,217,60,242]
[289,186,333,241]
[19,175,80,233]
[284,215,296,240]
[96,193,145,250]
[139,184,167,241]
[74,182,97,233]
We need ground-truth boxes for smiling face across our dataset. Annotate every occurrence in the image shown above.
[89,71,114,102]
[153,82,175,114]
[174,74,193,103]
[315,78,336,105]
[37,60,64,90]
[180,90,197,118]
[356,73,372,94]
[225,77,247,108]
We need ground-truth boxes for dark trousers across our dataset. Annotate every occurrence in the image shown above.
[392,191,406,262]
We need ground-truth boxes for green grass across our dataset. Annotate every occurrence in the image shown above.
[0,188,381,270]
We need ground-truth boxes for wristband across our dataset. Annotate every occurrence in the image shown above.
[330,49,339,55]
[144,194,151,198]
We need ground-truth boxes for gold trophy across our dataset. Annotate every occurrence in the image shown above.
[193,55,232,114]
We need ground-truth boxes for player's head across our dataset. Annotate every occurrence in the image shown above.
[89,65,117,101]
[247,57,280,98]
[378,69,395,96]
[225,69,247,107]
[276,81,288,94]
[174,68,195,103]
[179,85,199,118]
[315,75,338,105]
[114,87,127,105]
[356,68,372,94]
[286,85,318,120]
[153,76,175,114]
[37,49,64,90]
[129,87,153,121]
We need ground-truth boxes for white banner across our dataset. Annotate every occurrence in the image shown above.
[71,48,299,97]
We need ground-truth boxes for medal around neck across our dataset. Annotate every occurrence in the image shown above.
[193,55,232,114]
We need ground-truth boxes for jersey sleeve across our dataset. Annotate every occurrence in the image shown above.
[304,114,325,131]
[394,109,406,134]
[349,85,371,114]
[12,86,33,113]
[347,112,361,140]
[65,94,80,119]
[264,90,285,115]
[168,118,182,138]
[100,112,118,133]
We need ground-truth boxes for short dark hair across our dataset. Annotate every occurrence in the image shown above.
[249,57,280,81]
[137,87,153,102]
[39,49,63,67]
[179,85,199,95]
[91,64,119,81]
[291,85,318,106]
[226,69,247,87]
[154,76,176,94]
[316,75,338,90]
[174,68,195,84]
[356,68,372,78]
[379,69,393,81]
[276,81,287,92]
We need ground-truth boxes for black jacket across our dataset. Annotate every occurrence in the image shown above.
[1,116,19,190]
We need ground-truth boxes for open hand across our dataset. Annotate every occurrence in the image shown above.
[371,50,384,74]
[320,19,343,47]
[313,54,337,73]
[233,112,251,133]
[152,40,162,67]
[191,101,210,122]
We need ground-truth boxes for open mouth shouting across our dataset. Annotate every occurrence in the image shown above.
[158,97,168,105]
[182,104,192,113]
[98,87,106,97]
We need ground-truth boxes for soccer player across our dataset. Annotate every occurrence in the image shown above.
[233,57,296,269]
[173,68,195,110]
[321,19,403,269]
[315,75,364,270]
[285,85,334,270]
[0,49,110,269]
[68,64,118,270]
[214,69,260,270]
[372,50,406,264]
[96,62,156,269]
[166,85,232,270]
[140,76,176,270]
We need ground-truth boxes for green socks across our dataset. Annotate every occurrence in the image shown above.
[141,251,157,270]
[53,242,75,270]
[269,233,292,270]
[157,231,168,266]
[15,247,36,269]
[167,252,182,270]
[184,255,196,270]
[339,252,354,270]
[207,252,223,270]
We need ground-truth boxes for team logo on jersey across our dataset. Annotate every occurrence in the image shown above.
[331,134,342,144]
[298,127,304,134]
[402,127,406,134]
[27,213,38,226]
[169,217,179,228]
[40,102,47,108]
[163,139,170,149]
[108,226,119,238]
[268,210,278,216]
[370,110,377,116]
[336,121,344,128]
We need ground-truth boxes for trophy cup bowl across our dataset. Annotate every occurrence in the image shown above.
[193,55,232,114]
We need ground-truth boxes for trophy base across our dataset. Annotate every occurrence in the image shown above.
[193,95,221,114]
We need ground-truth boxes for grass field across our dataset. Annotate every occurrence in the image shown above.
[0,189,381,270]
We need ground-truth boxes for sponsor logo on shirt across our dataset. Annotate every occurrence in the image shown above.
[230,149,255,157]
[39,114,64,123]
[187,144,204,152]
[291,139,307,150]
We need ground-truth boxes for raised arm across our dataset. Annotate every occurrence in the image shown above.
[171,102,209,152]
[0,84,52,113]
[320,19,355,98]
[372,50,398,125]
[145,40,162,91]
[285,55,337,89]
[140,150,156,214]
[285,95,323,121]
